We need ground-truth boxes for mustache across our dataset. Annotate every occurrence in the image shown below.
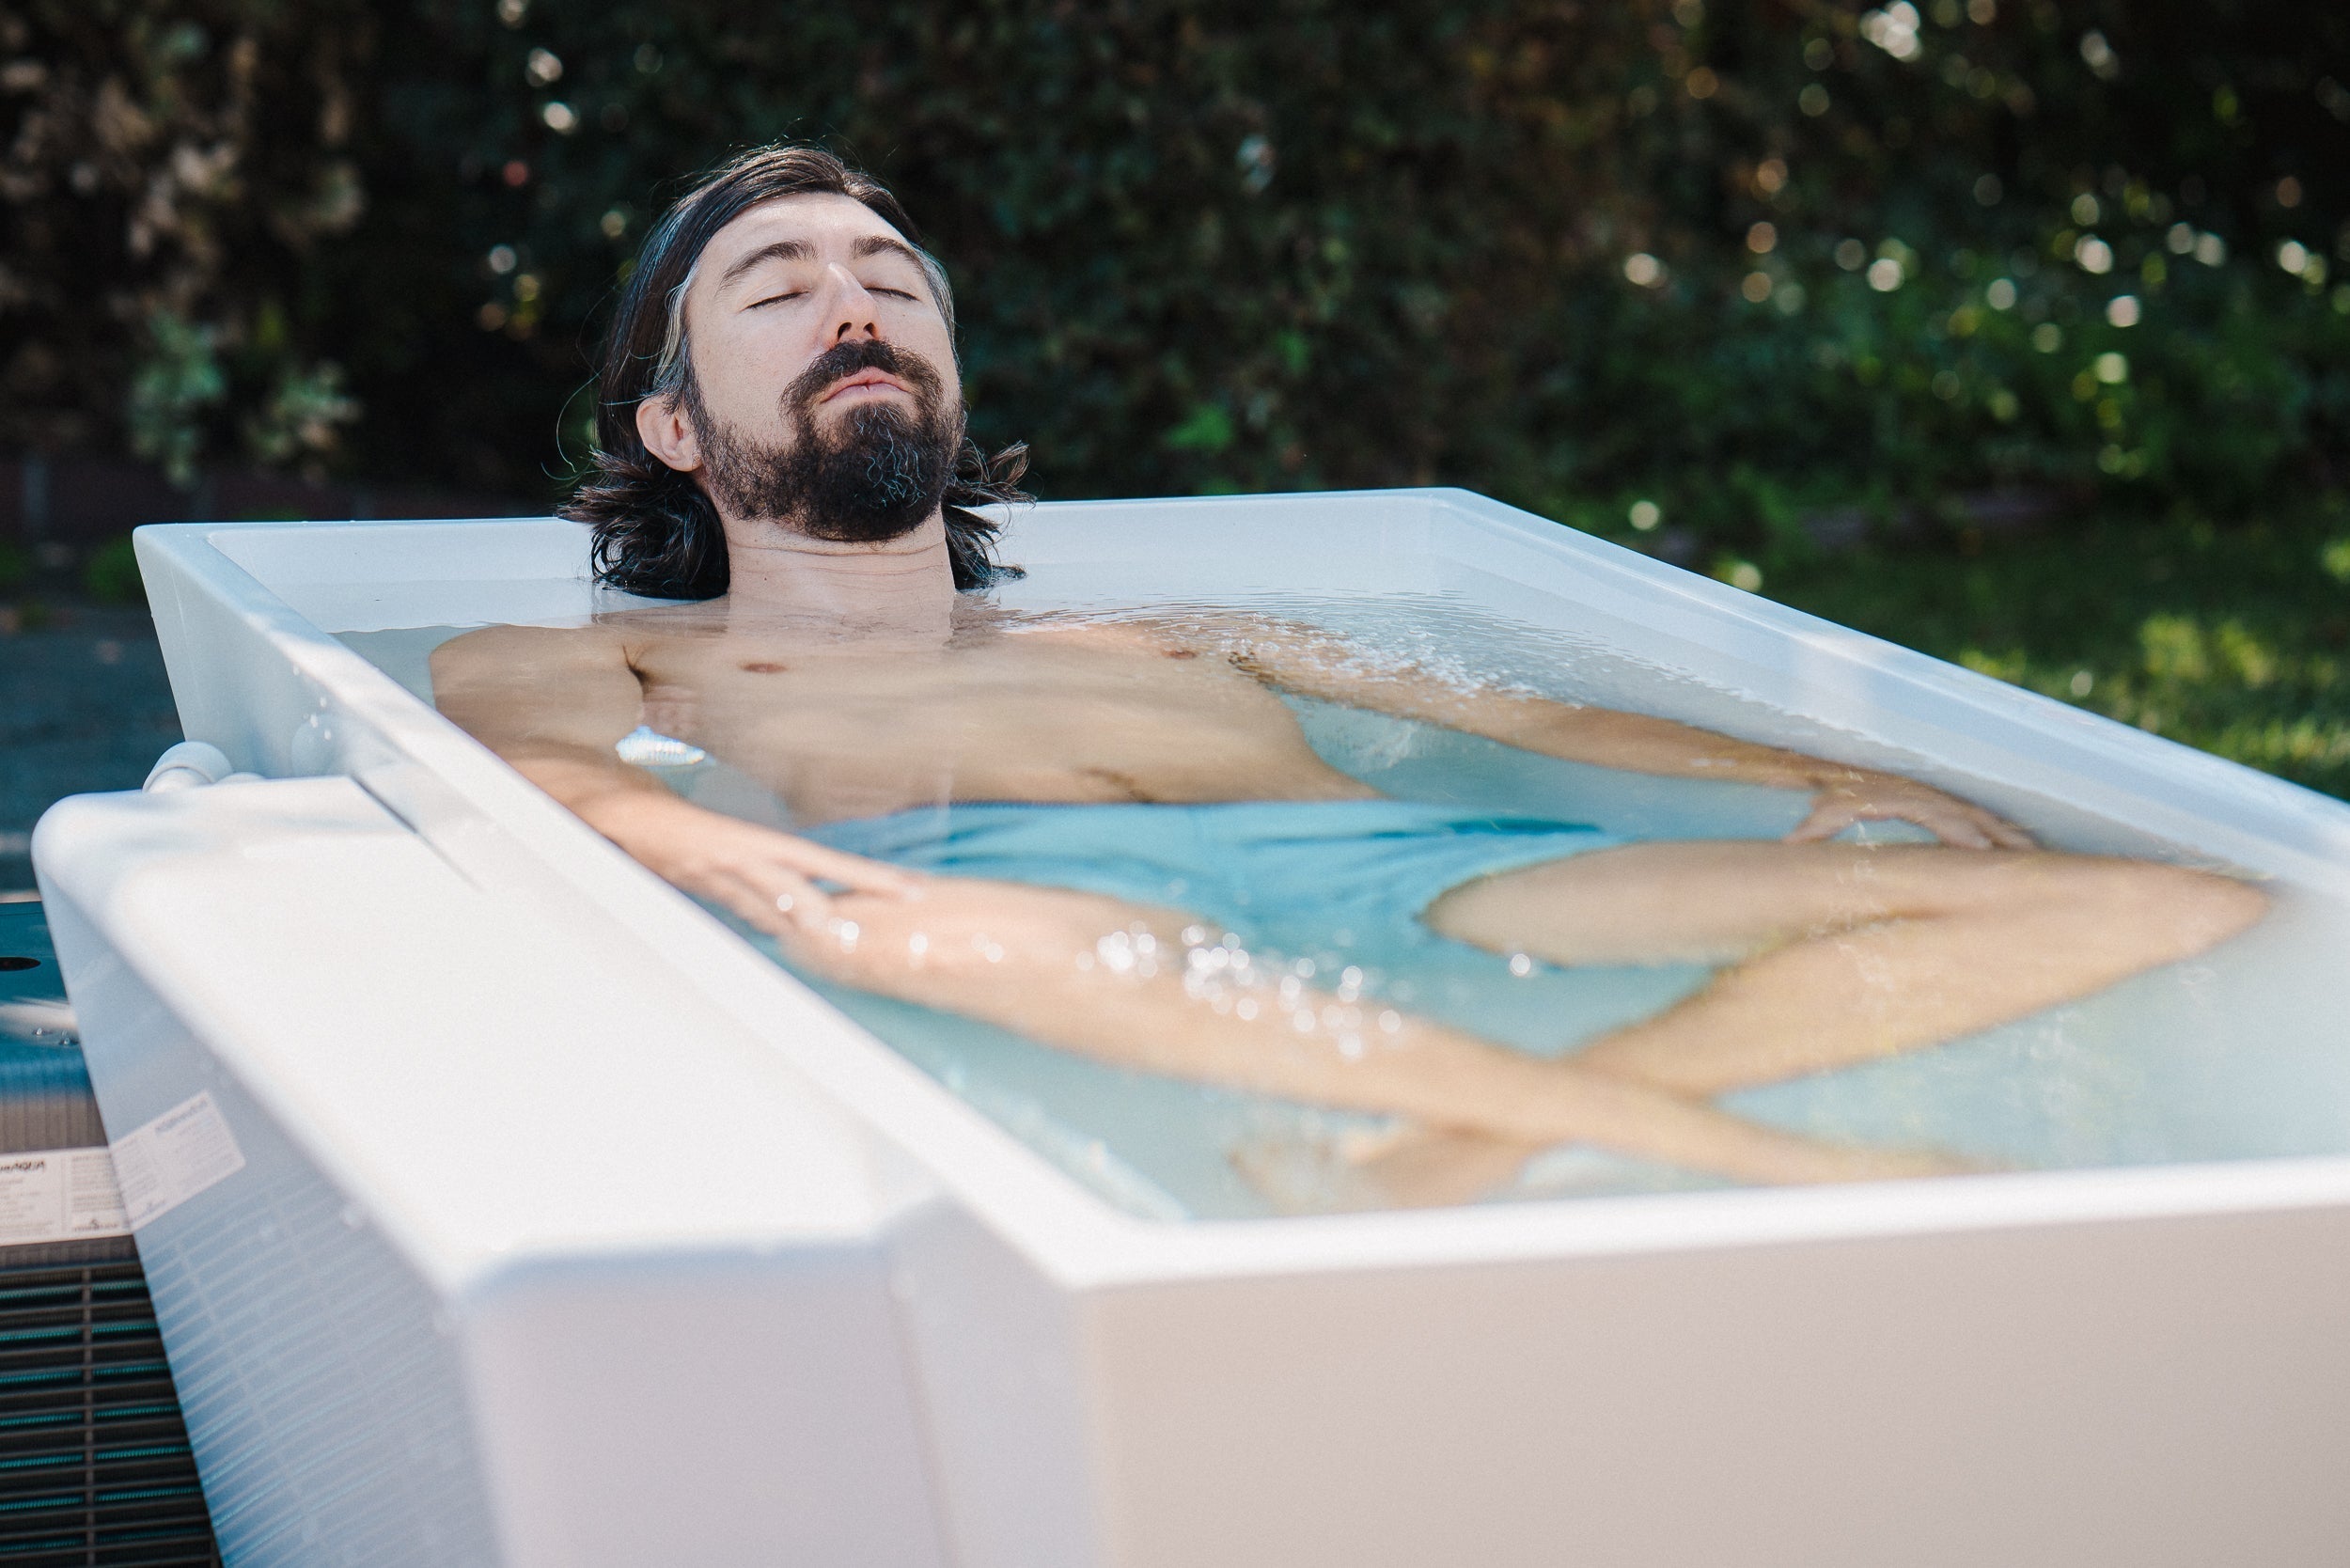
[784,338,946,418]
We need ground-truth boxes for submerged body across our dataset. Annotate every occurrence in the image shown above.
[433,580,2267,1200]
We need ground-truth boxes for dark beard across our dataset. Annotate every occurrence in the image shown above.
[691,339,959,542]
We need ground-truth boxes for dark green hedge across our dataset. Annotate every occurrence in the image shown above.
[6,0,2347,548]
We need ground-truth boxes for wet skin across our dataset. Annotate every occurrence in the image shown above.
[430,188,2267,1201]
[432,593,2267,1200]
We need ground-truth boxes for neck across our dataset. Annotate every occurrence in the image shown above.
[717,510,958,635]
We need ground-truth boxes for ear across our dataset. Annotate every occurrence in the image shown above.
[635,393,703,473]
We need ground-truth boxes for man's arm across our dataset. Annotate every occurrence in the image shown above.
[1175,616,2032,850]
[429,624,909,931]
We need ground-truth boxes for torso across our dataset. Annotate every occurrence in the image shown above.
[608,604,1381,824]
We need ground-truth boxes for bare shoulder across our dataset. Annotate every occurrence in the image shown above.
[429,621,633,685]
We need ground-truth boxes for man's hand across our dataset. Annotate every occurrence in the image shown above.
[1788,773,2036,851]
[591,792,917,935]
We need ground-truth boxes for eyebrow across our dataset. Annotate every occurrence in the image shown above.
[852,234,928,277]
[716,239,814,288]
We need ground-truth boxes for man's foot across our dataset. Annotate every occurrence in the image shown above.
[1230,1123,1547,1214]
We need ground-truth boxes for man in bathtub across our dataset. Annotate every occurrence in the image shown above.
[432,145,2264,1203]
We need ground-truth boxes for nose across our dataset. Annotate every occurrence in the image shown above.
[822,262,882,344]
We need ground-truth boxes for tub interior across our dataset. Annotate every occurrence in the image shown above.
[273,499,2350,1223]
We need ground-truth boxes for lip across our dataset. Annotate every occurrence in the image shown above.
[818,368,914,403]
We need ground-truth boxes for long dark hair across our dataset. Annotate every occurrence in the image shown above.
[562,144,1026,598]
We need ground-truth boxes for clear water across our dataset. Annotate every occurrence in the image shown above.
[340,595,2350,1221]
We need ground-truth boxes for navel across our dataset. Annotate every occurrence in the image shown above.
[1081,766,1157,802]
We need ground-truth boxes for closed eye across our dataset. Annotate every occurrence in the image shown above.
[747,290,807,309]
[870,286,918,300]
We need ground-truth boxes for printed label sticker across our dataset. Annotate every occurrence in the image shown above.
[111,1091,247,1231]
[0,1147,133,1244]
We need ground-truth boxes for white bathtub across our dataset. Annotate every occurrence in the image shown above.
[32,490,2350,1568]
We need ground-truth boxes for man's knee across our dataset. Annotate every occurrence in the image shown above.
[2048,856,2267,957]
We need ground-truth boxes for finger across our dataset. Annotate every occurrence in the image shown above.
[776,840,918,897]
[1930,816,1997,849]
[1783,802,1852,843]
[1985,817,2040,851]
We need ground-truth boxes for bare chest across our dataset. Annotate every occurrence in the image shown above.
[626,634,1289,755]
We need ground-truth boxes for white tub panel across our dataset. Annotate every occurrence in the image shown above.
[1083,1208,2350,1568]
[462,1247,947,1568]
[38,849,504,1568]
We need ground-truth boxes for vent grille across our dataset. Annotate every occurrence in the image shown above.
[0,1259,219,1567]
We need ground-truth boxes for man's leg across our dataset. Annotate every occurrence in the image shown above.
[786,876,1962,1186]
[1425,840,2266,1097]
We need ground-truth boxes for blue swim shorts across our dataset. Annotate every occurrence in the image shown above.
[807,799,1618,966]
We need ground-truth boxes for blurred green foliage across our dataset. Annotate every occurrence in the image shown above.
[0,0,371,480]
[4,0,2347,547]
[78,536,145,604]
[1768,494,2350,796]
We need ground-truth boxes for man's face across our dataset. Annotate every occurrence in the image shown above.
[651,193,964,541]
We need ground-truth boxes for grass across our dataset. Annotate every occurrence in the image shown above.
[1757,495,2350,803]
